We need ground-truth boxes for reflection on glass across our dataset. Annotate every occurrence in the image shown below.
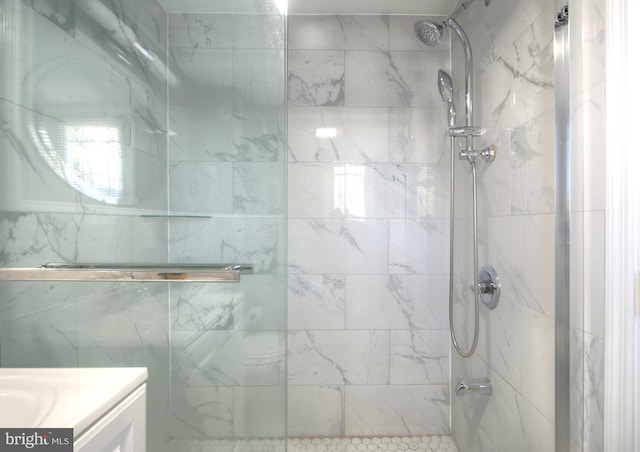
[63,124,123,204]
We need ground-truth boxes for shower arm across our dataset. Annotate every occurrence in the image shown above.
[447,0,476,23]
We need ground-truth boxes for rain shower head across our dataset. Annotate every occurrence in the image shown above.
[438,70,457,127]
[414,20,444,47]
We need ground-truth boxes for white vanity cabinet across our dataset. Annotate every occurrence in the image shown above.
[0,367,148,452]
[75,383,146,452]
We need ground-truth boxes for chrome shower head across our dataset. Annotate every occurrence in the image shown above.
[438,70,457,127]
[414,20,444,47]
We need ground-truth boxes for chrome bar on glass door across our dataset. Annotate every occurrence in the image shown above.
[0,263,253,283]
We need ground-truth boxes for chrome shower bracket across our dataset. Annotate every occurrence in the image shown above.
[471,265,500,309]
[459,144,496,163]
[448,127,496,163]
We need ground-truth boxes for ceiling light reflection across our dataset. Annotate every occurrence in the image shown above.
[316,128,337,138]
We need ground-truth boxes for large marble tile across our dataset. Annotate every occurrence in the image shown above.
[569,0,606,96]
[452,356,554,452]
[509,112,555,215]
[288,107,389,162]
[0,279,115,323]
[172,329,284,387]
[169,283,238,331]
[583,332,604,452]
[169,217,281,274]
[474,128,513,219]
[288,50,345,106]
[571,82,605,213]
[288,274,346,330]
[347,163,448,219]
[344,385,450,436]
[233,386,286,438]
[582,211,605,339]
[170,385,235,438]
[233,162,285,215]
[289,162,444,219]
[389,107,448,163]
[570,327,586,452]
[169,161,234,214]
[0,303,78,367]
[169,104,284,162]
[346,275,448,330]
[288,330,389,385]
[288,163,346,218]
[389,219,449,274]
[0,212,165,266]
[169,13,283,50]
[345,50,450,107]
[233,49,286,106]
[502,13,554,131]
[288,219,388,274]
[169,48,233,104]
[390,330,449,385]
[477,294,555,421]
[472,12,553,134]
[288,15,389,51]
[77,283,169,367]
[485,214,554,316]
[287,385,344,437]
[170,276,285,331]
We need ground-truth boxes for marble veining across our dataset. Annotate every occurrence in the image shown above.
[288,51,345,106]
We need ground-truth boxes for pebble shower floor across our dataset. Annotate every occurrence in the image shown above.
[289,436,458,452]
[167,436,459,452]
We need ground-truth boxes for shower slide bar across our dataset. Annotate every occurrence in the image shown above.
[0,263,253,283]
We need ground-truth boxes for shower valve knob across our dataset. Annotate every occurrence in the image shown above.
[471,281,497,294]
[469,265,501,309]
[481,144,496,162]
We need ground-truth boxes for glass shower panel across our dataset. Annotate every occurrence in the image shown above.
[166,5,287,449]
[0,1,171,450]
[0,1,287,451]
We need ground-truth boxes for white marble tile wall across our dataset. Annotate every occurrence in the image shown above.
[287,14,451,437]
[448,0,556,450]
[450,0,606,451]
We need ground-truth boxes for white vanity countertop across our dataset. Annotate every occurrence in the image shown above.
[0,367,147,436]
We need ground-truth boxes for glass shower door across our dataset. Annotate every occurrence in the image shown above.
[0,1,287,451]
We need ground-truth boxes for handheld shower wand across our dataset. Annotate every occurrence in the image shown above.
[438,70,457,128]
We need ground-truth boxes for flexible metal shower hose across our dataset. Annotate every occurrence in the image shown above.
[448,137,480,358]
